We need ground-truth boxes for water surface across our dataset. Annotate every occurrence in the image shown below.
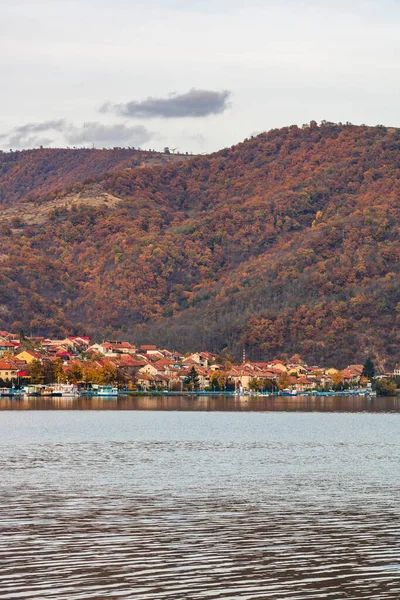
[1,393,400,412]
[0,397,399,599]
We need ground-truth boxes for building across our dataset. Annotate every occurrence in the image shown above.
[0,359,18,381]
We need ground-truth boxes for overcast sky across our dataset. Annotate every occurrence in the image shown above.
[1,0,400,153]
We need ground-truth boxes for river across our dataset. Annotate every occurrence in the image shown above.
[0,395,399,599]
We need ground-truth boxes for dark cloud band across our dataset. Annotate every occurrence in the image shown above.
[101,88,231,119]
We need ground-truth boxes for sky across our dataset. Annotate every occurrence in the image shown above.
[1,0,400,153]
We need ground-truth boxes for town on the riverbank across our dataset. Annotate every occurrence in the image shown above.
[0,330,399,397]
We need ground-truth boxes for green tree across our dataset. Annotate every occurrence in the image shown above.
[184,366,200,391]
[374,378,397,396]
[362,358,375,380]
[249,377,263,392]
[43,359,66,384]
[98,363,117,384]
[262,378,275,392]
[81,362,99,384]
[332,371,344,390]
[210,373,222,391]
[278,372,290,391]
[65,361,83,384]
[19,332,35,352]
[29,359,44,384]
[53,359,66,383]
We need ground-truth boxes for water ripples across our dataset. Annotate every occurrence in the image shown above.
[1,492,400,599]
[0,411,399,599]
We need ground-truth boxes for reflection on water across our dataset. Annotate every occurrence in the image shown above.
[1,393,400,412]
[0,407,399,599]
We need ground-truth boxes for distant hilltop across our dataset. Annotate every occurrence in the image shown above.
[0,146,188,206]
[0,122,399,368]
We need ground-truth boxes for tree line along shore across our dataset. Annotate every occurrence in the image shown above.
[0,331,398,396]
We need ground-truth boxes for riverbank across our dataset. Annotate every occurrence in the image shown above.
[2,388,394,398]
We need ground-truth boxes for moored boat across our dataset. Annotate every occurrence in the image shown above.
[25,384,45,396]
[94,385,119,397]
[50,383,78,397]
[0,387,24,397]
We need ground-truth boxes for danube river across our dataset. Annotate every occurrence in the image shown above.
[0,396,399,599]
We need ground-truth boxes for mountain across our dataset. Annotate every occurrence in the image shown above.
[0,122,399,368]
[0,147,186,206]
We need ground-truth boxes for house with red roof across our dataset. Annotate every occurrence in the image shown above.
[139,345,157,353]
[88,341,136,356]
[341,369,361,385]
[151,358,177,374]
[136,372,155,390]
[138,362,161,376]
[0,338,18,357]
[65,336,90,351]
[103,341,136,355]
[0,359,18,381]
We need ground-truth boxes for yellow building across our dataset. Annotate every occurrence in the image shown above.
[325,368,339,376]
[15,350,41,364]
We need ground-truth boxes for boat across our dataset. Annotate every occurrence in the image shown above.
[78,388,94,396]
[95,385,119,397]
[25,384,45,396]
[50,383,78,397]
[0,387,24,397]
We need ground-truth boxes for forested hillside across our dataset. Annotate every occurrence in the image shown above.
[0,147,185,205]
[0,122,399,367]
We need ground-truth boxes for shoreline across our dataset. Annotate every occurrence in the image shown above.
[2,389,394,398]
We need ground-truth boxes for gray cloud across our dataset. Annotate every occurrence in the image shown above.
[101,88,231,119]
[0,120,154,149]
[2,120,65,148]
[8,133,55,148]
[64,122,153,146]
[11,119,66,135]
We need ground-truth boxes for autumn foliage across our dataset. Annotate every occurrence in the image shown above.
[0,122,399,368]
[0,147,184,206]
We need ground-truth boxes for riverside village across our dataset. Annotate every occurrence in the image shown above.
[0,330,399,398]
